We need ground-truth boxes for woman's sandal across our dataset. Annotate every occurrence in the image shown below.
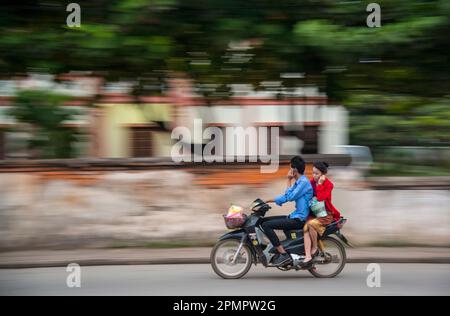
[312,249,320,258]
[300,259,314,269]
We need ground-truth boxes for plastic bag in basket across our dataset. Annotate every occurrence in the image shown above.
[224,205,247,229]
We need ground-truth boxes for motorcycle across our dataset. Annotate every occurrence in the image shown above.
[211,199,350,279]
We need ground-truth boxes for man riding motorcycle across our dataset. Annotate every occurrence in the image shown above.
[264,155,313,266]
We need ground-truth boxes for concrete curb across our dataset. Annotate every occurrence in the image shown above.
[2,257,450,269]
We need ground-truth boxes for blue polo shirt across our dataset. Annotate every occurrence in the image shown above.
[274,175,313,221]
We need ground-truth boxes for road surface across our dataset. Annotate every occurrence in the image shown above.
[1,264,449,296]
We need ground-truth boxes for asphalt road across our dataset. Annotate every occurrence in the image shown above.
[1,264,449,296]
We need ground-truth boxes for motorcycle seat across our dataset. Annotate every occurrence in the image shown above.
[287,219,341,236]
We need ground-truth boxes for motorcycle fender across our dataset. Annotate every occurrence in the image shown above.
[218,229,246,241]
[217,230,258,264]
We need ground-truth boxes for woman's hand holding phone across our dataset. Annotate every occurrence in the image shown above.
[318,175,326,185]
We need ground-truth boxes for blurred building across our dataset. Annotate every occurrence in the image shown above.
[0,74,348,159]
[96,92,173,158]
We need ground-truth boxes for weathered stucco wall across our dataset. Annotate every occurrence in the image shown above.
[0,167,449,250]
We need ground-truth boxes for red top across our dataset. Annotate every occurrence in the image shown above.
[310,178,341,222]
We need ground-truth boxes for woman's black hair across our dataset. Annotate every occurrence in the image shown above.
[290,156,306,174]
[313,161,329,174]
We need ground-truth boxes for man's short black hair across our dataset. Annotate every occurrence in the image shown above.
[290,156,306,174]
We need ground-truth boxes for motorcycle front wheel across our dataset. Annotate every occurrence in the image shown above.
[211,239,253,279]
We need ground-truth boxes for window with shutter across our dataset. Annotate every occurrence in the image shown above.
[130,127,153,157]
[300,125,319,154]
[0,130,4,160]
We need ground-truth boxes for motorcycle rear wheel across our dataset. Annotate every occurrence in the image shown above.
[308,236,346,278]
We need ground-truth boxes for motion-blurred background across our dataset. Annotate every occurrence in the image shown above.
[0,0,449,252]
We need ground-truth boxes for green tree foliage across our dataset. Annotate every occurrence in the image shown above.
[0,0,449,152]
[8,90,80,158]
